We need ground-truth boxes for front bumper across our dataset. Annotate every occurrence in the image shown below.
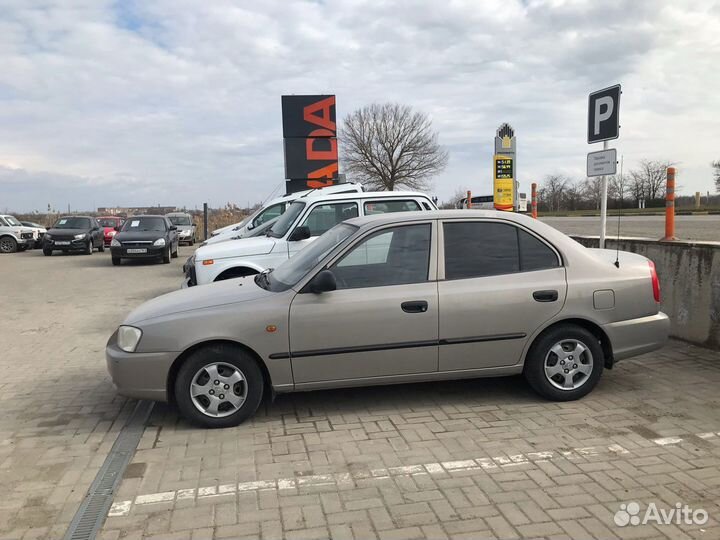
[44,238,88,251]
[111,245,165,258]
[106,339,178,402]
[603,311,670,361]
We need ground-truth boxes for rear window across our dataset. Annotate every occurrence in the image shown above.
[363,200,421,215]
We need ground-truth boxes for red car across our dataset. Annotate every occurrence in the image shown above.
[97,216,124,246]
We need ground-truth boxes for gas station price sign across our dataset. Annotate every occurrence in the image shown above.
[495,157,513,179]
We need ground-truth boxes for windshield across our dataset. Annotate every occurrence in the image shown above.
[53,217,90,229]
[5,216,22,226]
[268,201,305,238]
[168,215,192,226]
[248,217,279,237]
[121,217,166,232]
[98,218,119,228]
[269,223,357,290]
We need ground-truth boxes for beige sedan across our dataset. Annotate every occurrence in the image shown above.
[107,210,669,428]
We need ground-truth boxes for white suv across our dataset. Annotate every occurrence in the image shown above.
[207,183,364,245]
[0,214,36,253]
[186,191,437,286]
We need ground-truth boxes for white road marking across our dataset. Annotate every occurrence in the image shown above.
[107,429,719,518]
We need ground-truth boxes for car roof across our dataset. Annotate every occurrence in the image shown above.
[58,215,93,219]
[128,214,166,218]
[97,215,121,219]
[291,190,430,203]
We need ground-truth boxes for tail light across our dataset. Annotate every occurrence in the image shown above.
[648,260,660,303]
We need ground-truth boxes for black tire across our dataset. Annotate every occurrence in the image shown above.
[43,248,52,256]
[162,247,171,264]
[523,324,604,401]
[98,242,105,252]
[174,344,264,428]
[112,256,121,266]
[190,237,195,246]
[85,240,93,255]
[0,236,17,253]
[17,245,28,252]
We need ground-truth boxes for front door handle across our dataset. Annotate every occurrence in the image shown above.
[401,300,428,313]
[533,290,559,302]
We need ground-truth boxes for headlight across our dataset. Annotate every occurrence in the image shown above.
[74,233,86,240]
[108,230,116,236]
[117,326,142,353]
[153,238,166,247]
[111,238,121,247]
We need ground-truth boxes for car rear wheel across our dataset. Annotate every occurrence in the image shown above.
[1,236,18,253]
[174,344,264,428]
[43,248,52,256]
[523,324,603,401]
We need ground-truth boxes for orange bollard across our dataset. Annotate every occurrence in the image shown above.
[466,190,472,209]
[531,183,538,219]
[661,167,677,241]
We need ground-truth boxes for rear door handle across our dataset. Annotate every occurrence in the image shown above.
[533,290,559,302]
[401,300,428,313]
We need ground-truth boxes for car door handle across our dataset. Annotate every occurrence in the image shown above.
[401,300,428,313]
[533,290,559,302]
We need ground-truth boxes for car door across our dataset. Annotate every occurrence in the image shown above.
[287,201,359,258]
[438,219,567,371]
[289,221,439,385]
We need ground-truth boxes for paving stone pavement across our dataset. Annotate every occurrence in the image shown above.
[2,248,720,540]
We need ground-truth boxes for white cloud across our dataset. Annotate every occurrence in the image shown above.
[0,0,718,211]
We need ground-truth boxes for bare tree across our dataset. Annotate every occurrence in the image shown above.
[713,160,720,192]
[563,178,585,211]
[340,103,448,191]
[628,159,673,202]
[440,186,470,209]
[541,174,568,212]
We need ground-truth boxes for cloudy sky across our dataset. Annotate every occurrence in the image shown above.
[1,0,719,212]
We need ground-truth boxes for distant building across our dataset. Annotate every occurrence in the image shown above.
[97,206,177,217]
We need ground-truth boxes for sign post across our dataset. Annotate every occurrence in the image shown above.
[493,124,516,211]
[587,85,621,248]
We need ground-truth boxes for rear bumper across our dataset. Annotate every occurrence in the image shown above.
[106,341,177,402]
[603,311,670,361]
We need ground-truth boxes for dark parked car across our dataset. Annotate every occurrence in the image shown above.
[110,215,179,266]
[43,216,104,255]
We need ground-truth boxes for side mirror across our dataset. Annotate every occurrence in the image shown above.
[288,225,311,242]
[170,225,177,231]
[247,222,256,231]
[114,226,120,231]
[309,269,337,294]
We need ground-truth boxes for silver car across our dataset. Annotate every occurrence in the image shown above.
[107,210,669,428]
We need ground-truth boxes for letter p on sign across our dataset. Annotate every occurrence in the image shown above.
[588,84,620,144]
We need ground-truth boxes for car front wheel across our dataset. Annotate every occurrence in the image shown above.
[174,344,264,428]
[0,237,18,253]
[85,240,93,255]
[43,248,52,256]
[524,324,603,401]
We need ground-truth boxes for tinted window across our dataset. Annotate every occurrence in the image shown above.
[168,215,192,226]
[331,224,431,289]
[98,218,119,228]
[363,200,420,215]
[444,222,519,279]
[122,217,167,232]
[301,202,358,237]
[444,222,559,279]
[519,229,559,271]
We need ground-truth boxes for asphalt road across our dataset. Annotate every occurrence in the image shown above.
[540,214,720,242]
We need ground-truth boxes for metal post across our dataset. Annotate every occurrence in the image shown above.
[203,202,208,240]
[661,168,677,241]
[466,190,472,209]
[531,183,538,219]
[599,140,609,248]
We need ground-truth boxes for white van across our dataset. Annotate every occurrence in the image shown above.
[207,183,364,244]
[185,191,437,286]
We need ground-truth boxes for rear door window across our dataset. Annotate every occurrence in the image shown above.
[363,200,421,215]
[301,202,359,237]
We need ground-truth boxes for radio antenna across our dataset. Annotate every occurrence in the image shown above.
[614,155,623,268]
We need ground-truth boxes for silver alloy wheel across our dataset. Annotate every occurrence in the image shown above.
[189,362,247,418]
[543,339,593,390]
[0,237,16,253]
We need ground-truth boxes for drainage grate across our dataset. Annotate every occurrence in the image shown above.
[63,400,154,540]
